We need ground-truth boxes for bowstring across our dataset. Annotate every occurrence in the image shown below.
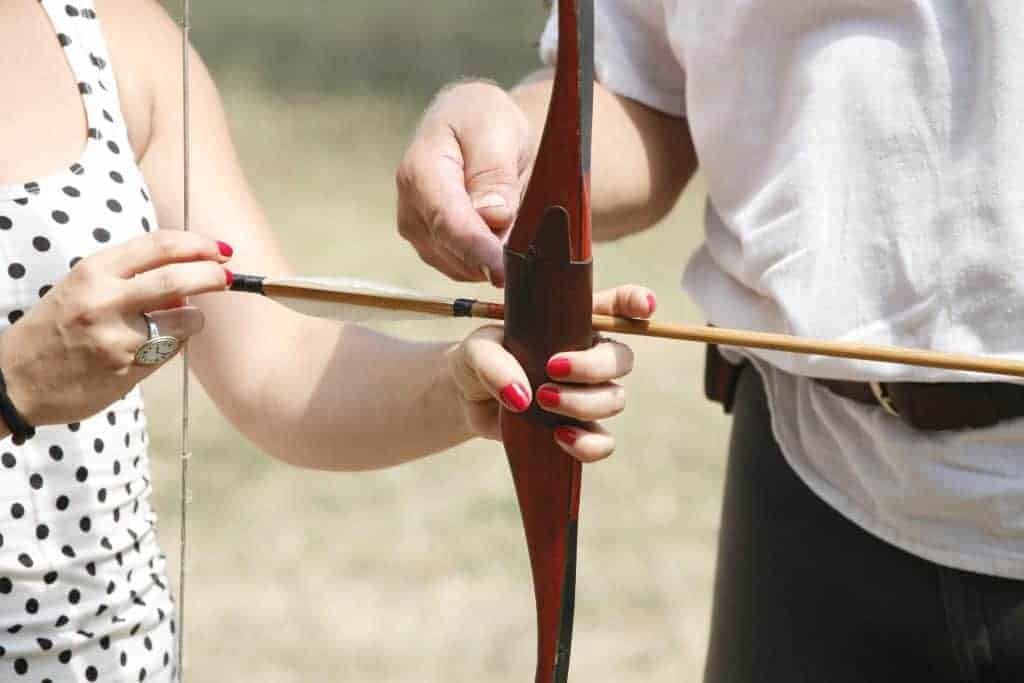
[177,0,193,679]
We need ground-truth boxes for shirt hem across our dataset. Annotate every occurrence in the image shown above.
[749,358,1024,581]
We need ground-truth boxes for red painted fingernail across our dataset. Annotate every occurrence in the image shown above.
[500,384,531,412]
[554,427,579,446]
[224,269,234,287]
[548,357,572,378]
[537,386,561,408]
[647,293,657,315]
[217,241,234,258]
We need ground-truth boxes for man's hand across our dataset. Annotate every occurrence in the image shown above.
[396,81,534,287]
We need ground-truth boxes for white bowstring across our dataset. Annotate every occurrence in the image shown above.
[178,0,192,679]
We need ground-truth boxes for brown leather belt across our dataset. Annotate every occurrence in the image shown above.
[816,379,1024,431]
[704,343,1024,431]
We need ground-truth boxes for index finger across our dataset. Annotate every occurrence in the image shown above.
[422,173,506,285]
[89,230,231,279]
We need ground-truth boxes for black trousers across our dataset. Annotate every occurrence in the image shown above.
[704,366,1024,683]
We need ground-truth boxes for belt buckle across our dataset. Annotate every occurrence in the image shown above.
[869,381,901,418]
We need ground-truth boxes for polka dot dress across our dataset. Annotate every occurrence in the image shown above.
[0,2,175,680]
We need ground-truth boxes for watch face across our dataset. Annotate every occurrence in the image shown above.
[135,337,180,366]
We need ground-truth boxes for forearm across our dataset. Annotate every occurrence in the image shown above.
[193,302,472,471]
[512,70,697,240]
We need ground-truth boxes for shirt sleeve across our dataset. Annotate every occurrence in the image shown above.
[539,0,686,116]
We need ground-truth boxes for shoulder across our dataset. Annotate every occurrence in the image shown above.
[94,0,184,160]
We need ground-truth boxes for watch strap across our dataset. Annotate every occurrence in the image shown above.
[0,368,35,445]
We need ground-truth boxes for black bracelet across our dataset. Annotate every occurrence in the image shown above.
[0,367,35,445]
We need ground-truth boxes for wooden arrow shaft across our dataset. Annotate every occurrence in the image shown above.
[597,317,1024,379]
[466,303,1024,379]
[233,275,1024,380]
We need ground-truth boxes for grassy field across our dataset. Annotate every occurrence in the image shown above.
[147,2,732,680]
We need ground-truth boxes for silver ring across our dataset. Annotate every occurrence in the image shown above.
[134,313,180,366]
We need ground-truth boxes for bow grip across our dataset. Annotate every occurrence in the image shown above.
[502,205,593,683]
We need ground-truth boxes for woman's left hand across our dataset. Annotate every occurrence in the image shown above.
[449,285,656,462]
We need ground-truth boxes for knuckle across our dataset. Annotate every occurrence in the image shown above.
[396,212,416,240]
[69,305,101,329]
[572,361,602,384]
[395,156,417,193]
[150,230,179,258]
[455,244,478,269]
[94,332,132,369]
[451,80,501,99]
[68,292,116,328]
[609,388,628,416]
[204,263,228,288]
[426,206,452,240]
[466,165,517,190]
[68,260,100,290]
[155,270,183,296]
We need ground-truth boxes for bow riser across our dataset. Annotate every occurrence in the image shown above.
[508,0,593,259]
[501,1,594,681]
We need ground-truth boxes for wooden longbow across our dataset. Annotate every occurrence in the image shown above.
[499,2,594,681]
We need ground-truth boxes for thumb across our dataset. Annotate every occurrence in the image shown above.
[459,103,530,233]
[452,325,533,412]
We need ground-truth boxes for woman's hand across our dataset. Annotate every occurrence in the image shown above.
[0,231,233,428]
[449,285,656,462]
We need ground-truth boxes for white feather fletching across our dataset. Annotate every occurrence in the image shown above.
[265,276,453,323]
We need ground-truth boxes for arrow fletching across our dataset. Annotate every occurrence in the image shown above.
[230,274,498,324]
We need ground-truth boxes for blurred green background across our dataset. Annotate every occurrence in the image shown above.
[148,1,730,681]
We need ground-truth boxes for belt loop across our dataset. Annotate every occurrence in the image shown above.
[704,343,746,414]
[869,381,902,417]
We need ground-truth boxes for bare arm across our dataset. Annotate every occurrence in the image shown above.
[397,73,696,286]
[109,1,471,470]
[512,70,697,240]
[97,0,644,469]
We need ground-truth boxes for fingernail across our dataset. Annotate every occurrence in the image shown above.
[554,427,579,446]
[481,265,493,283]
[472,193,508,211]
[217,241,234,258]
[537,386,561,408]
[500,384,531,412]
[547,357,572,378]
[646,293,657,315]
[224,269,234,287]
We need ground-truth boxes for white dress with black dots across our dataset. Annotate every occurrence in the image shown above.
[0,2,176,681]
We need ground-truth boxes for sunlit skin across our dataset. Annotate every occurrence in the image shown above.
[0,0,653,467]
[397,78,698,286]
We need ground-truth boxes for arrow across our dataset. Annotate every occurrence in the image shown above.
[228,274,1024,380]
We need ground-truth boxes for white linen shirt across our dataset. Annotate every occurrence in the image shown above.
[542,1,1024,579]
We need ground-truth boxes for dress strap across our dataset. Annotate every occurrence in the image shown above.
[39,0,133,150]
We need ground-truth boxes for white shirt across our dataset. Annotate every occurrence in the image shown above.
[542,1,1024,578]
